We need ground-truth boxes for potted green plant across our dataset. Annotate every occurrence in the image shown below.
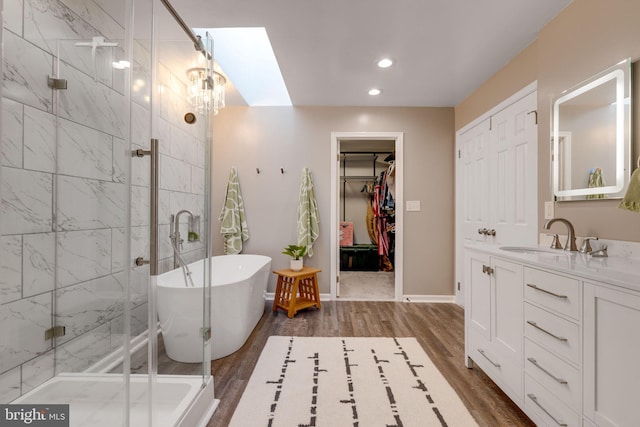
[282,244,307,271]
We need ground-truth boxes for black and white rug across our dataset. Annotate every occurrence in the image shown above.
[229,336,478,427]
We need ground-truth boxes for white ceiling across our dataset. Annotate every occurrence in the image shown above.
[173,0,572,107]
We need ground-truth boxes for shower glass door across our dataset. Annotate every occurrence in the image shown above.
[49,4,134,423]
[51,39,132,376]
[152,0,213,380]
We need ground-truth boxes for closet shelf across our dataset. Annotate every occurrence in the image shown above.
[341,175,377,182]
[340,153,379,160]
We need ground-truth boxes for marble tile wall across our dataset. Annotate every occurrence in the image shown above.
[0,0,208,402]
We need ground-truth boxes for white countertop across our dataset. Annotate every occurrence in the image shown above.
[466,243,640,293]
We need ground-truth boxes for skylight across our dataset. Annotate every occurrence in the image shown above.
[193,27,292,107]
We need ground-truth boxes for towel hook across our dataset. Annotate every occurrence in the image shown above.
[280,167,285,174]
[256,168,260,174]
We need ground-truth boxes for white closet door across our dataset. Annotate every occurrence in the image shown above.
[491,91,538,245]
[455,119,490,305]
[459,118,491,246]
[455,84,538,305]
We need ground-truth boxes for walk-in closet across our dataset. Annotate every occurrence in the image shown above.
[338,141,396,299]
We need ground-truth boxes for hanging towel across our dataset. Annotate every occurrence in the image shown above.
[618,167,640,212]
[297,167,320,256]
[219,167,249,254]
[586,167,606,199]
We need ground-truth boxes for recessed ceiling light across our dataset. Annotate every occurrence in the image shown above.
[377,58,393,68]
[368,88,381,96]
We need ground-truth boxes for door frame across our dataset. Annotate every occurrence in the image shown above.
[330,131,404,301]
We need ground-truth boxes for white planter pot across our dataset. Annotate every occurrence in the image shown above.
[290,259,303,271]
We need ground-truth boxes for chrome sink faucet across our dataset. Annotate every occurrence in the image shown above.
[543,218,578,251]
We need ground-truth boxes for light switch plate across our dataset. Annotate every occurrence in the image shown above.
[406,200,421,212]
[544,201,554,219]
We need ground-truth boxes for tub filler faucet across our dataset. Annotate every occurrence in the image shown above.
[170,210,199,269]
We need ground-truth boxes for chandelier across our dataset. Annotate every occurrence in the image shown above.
[186,67,226,115]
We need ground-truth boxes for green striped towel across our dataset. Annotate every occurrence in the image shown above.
[297,167,320,256]
[219,167,249,254]
[618,167,640,212]
[586,167,605,199]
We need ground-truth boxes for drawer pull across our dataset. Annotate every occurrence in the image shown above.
[527,394,567,426]
[526,321,568,342]
[527,357,568,384]
[526,283,568,299]
[477,348,501,367]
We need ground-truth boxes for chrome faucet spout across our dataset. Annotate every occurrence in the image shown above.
[543,217,578,252]
[173,209,194,233]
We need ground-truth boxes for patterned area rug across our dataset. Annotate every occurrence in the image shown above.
[229,336,478,427]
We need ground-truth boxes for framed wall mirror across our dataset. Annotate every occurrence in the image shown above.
[552,58,631,201]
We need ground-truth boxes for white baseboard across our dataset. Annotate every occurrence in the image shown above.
[401,295,456,303]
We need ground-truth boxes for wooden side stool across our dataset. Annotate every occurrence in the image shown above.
[272,267,322,318]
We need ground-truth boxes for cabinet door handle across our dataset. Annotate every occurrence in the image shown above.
[527,357,568,384]
[526,321,568,341]
[526,283,568,299]
[527,394,567,426]
[477,348,501,367]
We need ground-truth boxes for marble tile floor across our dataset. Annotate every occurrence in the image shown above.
[338,271,395,299]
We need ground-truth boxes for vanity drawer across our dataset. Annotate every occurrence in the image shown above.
[524,303,580,366]
[524,338,581,410]
[524,267,580,320]
[468,332,522,401]
[525,373,580,427]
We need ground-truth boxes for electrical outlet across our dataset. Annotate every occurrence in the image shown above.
[544,201,555,219]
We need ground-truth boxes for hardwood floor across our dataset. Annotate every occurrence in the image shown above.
[191,301,535,427]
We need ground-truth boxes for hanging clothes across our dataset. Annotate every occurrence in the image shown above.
[366,196,377,244]
[386,161,396,200]
[374,173,392,257]
[373,180,385,256]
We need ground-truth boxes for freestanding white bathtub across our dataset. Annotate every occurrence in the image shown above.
[157,254,271,363]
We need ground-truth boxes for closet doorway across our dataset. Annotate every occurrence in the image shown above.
[330,132,403,301]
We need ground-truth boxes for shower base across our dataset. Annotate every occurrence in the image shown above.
[13,373,217,427]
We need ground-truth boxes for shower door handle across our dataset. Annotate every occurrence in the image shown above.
[132,139,159,275]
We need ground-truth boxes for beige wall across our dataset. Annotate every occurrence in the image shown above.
[456,40,538,130]
[456,0,640,243]
[213,106,455,295]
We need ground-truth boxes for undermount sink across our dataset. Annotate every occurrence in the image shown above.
[499,246,558,255]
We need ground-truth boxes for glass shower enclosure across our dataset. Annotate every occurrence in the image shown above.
[1,0,215,425]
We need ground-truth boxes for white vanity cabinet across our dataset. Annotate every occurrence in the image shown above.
[464,249,523,403]
[583,282,640,427]
[464,245,640,427]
